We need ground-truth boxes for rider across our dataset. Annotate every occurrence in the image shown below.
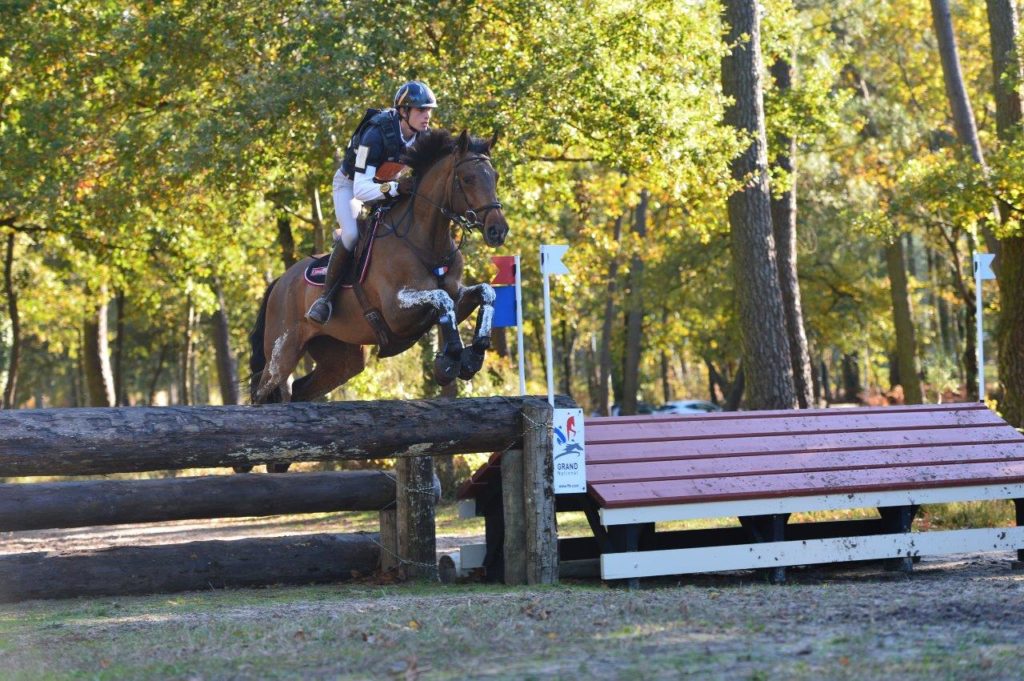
[306,80,438,324]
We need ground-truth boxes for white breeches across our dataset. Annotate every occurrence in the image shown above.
[331,169,361,251]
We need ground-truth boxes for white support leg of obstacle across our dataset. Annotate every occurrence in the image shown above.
[600,526,1024,580]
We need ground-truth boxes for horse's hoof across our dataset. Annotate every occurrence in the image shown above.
[459,347,485,380]
[233,465,254,474]
[433,354,460,386]
[267,463,291,473]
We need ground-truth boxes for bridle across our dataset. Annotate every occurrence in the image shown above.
[442,154,503,231]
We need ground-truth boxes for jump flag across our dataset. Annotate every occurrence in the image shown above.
[491,254,527,395]
[540,244,570,276]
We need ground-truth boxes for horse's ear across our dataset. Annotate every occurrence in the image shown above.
[457,129,470,153]
[487,131,499,152]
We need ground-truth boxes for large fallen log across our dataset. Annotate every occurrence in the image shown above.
[0,470,397,532]
[0,395,570,477]
[0,533,380,602]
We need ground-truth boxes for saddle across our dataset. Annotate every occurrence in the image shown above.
[303,205,425,358]
[303,208,386,288]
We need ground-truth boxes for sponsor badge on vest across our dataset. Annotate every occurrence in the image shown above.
[552,408,586,493]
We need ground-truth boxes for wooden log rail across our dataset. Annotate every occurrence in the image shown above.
[0,533,380,602]
[0,396,555,477]
[0,470,397,532]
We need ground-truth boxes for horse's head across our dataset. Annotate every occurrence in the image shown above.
[448,130,509,247]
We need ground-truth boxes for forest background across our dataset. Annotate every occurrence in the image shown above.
[2,0,1023,436]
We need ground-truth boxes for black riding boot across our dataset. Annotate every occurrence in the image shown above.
[306,242,351,324]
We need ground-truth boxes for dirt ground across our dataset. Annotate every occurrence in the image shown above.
[3,515,1024,680]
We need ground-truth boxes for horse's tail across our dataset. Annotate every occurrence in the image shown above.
[248,277,279,404]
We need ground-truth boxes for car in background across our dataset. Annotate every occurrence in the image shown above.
[607,402,657,416]
[656,400,724,415]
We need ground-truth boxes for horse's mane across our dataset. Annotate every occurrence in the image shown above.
[401,129,491,175]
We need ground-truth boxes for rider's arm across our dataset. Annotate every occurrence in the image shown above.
[352,166,389,203]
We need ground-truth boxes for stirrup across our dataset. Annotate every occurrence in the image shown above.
[306,297,333,324]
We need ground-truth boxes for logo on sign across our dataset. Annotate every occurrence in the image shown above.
[552,408,586,494]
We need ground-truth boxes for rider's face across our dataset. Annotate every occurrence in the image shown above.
[406,106,432,132]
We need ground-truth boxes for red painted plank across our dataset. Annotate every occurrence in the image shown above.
[587,443,1024,484]
[584,408,1003,444]
[584,403,989,429]
[591,460,1024,508]
[585,426,1024,464]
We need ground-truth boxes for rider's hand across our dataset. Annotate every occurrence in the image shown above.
[397,176,415,196]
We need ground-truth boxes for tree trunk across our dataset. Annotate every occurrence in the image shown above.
[720,0,797,410]
[277,213,297,270]
[986,0,1024,426]
[181,295,195,405]
[147,344,169,405]
[769,54,815,409]
[2,233,19,409]
[885,240,924,403]
[211,278,240,405]
[930,0,1001,254]
[598,215,625,416]
[112,289,126,406]
[82,290,115,408]
[310,180,326,254]
[621,191,649,415]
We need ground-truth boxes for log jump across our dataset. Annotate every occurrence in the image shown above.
[0,396,560,602]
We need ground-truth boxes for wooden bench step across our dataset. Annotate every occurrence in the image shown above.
[592,460,1024,507]
[588,442,1024,484]
[587,425,1023,463]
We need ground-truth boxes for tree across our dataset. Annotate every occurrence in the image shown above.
[720,0,797,410]
[986,0,1024,426]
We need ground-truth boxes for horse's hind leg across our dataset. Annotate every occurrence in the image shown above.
[291,337,366,402]
[455,283,496,380]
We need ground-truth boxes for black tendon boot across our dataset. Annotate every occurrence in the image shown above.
[306,241,351,324]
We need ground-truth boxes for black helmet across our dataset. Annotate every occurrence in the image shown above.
[394,81,437,109]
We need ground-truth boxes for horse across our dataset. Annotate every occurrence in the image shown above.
[247,129,509,413]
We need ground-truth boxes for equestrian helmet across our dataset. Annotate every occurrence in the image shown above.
[394,81,437,109]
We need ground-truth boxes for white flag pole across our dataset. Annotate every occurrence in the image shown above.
[542,261,555,407]
[514,254,526,396]
[976,260,983,401]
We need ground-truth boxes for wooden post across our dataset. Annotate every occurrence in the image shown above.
[379,508,399,573]
[396,456,437,581]
[500,448,527,584]
[522,400,558,585]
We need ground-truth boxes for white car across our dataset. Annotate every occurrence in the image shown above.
[656,400,724,415]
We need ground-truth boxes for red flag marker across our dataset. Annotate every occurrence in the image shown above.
[491,255,516,285]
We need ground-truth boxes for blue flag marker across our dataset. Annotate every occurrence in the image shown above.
[492,286,518,328]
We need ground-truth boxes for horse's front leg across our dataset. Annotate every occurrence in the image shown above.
[455,283,496,380]
[397,286,462,385]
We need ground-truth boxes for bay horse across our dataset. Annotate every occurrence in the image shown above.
[248,129,509,410]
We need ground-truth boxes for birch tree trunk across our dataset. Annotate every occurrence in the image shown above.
[82,290,115,408]
[721,0,797,410]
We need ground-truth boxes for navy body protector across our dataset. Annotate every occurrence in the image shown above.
[340,108,405,179]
